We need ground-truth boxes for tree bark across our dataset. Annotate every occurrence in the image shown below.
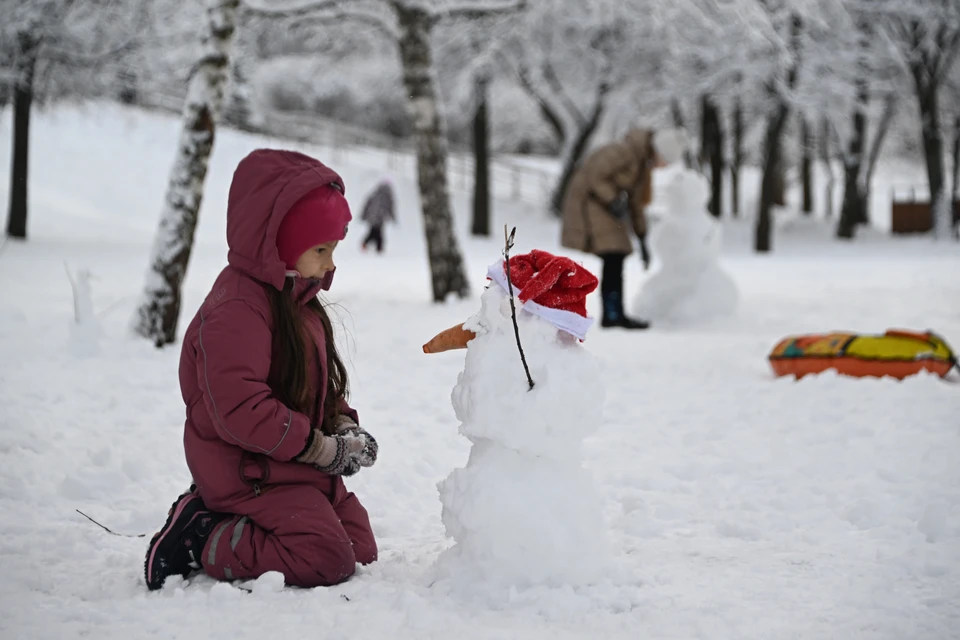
[700,95,724,217]
[5,33,38,240]
[395,4,469,301]
[731,97,743,218]
[914,81,948,238]
[838,81,867,240]
[549,95,605,215]
[133,0,240,346]
[819,117,835,219]
[471,75,490,237]
[952,116,959,208]
[756,104,790,253]
[800,116,813,214]
[863,94,897,223]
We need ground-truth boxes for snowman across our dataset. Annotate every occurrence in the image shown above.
[422,249,611,590]
[631,167,738,324]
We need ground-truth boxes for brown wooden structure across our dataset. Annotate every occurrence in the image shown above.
[890,190,960,234]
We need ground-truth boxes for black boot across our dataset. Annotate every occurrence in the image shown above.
[144,486,227,590]
[601,290,650,329]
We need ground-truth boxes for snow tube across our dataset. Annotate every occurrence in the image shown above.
[769,329,957,380]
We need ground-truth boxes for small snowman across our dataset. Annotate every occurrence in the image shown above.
[423,248,611,591]
[631,168,738,324]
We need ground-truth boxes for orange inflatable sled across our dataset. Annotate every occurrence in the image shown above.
[769,329,957,380]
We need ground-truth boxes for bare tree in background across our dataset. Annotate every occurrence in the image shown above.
[133,0,240,346]
[879,0,960,239]
[247,0,523,302]
[2,0,143,240]
[491,0,655,216]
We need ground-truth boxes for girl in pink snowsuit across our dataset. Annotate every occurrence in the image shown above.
[144,149,378,591]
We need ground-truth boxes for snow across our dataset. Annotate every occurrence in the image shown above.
[1,104,960,639]
[435,284,609,594]
[632,167,739,325]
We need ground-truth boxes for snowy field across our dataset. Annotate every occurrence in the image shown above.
[1,104,959,639]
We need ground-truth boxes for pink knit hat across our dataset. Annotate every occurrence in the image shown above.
[276,185,352,270]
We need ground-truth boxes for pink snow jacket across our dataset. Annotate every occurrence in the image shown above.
[178,149,357,511]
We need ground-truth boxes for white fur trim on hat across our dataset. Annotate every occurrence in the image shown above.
[652,128,688,165]
[486,261,595,341]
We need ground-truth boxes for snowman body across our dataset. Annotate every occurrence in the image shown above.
[435,283,610,588]
[632,168,738,324]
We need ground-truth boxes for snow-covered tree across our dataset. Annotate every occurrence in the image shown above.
[876,0,960,239]
[246,0,523,302]
[2,0,144,240]
[132,0,241,346]
[491,0,664,215]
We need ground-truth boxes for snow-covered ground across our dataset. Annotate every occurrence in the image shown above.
[1,104,958,639]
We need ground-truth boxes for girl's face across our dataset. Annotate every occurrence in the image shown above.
[294,240,339,280]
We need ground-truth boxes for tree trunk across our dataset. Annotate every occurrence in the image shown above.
[224,57,256,131]
[395,5,469,301]
[914,81,948,238]
[550,98,605,215]
[819,117,835,218]
[701,95,723,218]
[756,104,790,252]
[863,94,897,224]
[132,0,240,346]
[731,97,743,218]
[837,88,867,239]
[471,75,490,237]
[951,116,959,220]
[5,34,38,240]
[800,116,813,214]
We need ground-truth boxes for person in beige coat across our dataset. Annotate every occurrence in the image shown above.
[560,127,686,329]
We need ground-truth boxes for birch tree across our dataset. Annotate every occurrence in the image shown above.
[132,0,240,346]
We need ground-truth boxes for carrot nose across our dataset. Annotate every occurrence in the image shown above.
[423,323,477,354]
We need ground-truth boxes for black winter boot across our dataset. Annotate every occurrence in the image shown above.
[601,290,651,330]
[144,486,226,590]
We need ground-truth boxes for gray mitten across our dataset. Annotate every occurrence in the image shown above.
[297,429,365,476]
[336,415,379,468]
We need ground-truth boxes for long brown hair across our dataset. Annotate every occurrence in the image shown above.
[265,279,349,435]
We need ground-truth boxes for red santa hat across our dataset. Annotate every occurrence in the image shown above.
[486,249,599,340]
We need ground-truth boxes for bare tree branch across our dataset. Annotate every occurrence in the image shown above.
[496,49,565,142]
[40,0,149,68]
[541,59,586,126]
[242,0,341,17]
[934,28,960,85]
[295,5,399,40]
[439,0,525,22]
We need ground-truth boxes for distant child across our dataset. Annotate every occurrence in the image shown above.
[359,178,396,253]
[144,149,378,591]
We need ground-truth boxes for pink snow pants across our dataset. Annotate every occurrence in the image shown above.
[201,485,377,588]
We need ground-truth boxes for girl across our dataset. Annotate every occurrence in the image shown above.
[359,178,396,253]
[144,149,378,591]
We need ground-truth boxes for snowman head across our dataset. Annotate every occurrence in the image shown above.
[422,250,599,354]
[664,169,711,217]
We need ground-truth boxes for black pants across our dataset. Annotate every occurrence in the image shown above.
[599,253,625,297]
[362,225,384,252]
